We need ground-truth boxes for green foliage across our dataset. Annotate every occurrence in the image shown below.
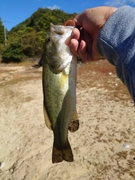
[10,8,76,33]
[0,8,77,63]
[2,43,24,63]
[0,19,4,44]
[0,43,5,55]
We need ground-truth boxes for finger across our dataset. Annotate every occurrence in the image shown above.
[73,14,83,28]
[66,28,80,55]
[78,40,92,61]
[71,28,80,40]
[69,39,79,56]
[65,28,80,46]
[77,29,92,61]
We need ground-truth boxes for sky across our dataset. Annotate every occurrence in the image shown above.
[0,0,135,31]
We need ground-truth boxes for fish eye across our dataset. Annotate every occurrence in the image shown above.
[46,37,51,42]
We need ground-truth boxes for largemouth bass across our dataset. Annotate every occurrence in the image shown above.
[42,23,79,163]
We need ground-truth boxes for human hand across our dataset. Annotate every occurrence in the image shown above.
[68,6,117,61]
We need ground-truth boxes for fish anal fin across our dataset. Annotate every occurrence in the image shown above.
[68,111,79,132]
[52,141,74,163]
[43,106,52,130]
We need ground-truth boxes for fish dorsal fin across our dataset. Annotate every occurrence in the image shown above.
[43,106,52,130]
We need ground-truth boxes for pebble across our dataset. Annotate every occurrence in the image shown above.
[109,72,112,75]
[0,161,5,169]
[123,144,130,149]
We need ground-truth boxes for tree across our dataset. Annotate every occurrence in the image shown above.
[0,19,4,44]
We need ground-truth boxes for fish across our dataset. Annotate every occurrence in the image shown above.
[42,23,79,163]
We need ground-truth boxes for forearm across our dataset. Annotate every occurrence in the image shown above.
[97,6,135,103]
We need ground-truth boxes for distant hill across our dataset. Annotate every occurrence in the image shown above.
[1,8,77,63]
[10,8,77,33]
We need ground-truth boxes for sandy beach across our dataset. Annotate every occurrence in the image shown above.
[0,60,135,180]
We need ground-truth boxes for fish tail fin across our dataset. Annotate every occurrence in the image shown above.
[68,111,79,132]
[52,141,74,163]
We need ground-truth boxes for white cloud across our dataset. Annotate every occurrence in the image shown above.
[47,5,60,10]
[105,0,135,6]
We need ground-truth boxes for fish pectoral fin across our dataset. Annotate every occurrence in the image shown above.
[68,111,79,132]
[52,141,74,163]
[43,106,52,130]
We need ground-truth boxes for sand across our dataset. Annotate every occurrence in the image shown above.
[0,60,135,180]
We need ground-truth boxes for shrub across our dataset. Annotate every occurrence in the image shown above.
[1,43,25,63]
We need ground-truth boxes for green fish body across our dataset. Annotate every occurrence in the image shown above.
[42,24,79,163]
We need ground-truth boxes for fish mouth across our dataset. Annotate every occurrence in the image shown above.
[50,23,74,35]
[50,23,65,35]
